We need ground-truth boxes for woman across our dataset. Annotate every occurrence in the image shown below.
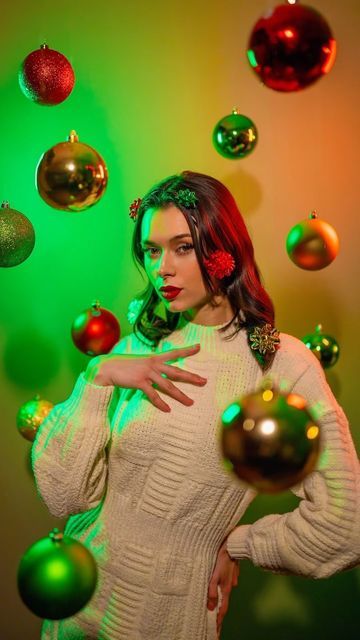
[32,171,360,640]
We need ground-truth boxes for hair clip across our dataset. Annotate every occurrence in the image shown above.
[129,198,142,221]
[249,324,280,355]
[175,189,198,209]
[203,250,236,279]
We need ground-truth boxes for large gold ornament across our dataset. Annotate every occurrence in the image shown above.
[286,210,339,270]
[16,395,54,442]
[221,385,320,493]
[36,130,108,211]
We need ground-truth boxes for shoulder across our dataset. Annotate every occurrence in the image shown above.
[110,330,154,355]
[270,331,324,381]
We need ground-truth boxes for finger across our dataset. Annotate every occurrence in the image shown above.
[142,382,171,412]
[207,580,219,609]
[160,363,207,386]
[157,344,200,362]
[150,372,194,406]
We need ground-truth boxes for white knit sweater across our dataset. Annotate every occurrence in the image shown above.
[32,320,360,640]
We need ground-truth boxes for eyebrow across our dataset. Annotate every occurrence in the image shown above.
[141,233,192,246]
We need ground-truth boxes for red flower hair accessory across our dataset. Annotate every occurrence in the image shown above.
[129,197,142,221]
[203,250,235,279]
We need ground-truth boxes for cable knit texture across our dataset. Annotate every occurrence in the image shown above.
[32,320,360,640]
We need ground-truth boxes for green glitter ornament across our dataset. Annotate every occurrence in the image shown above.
[0,201,35,267]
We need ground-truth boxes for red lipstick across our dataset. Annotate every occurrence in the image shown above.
[160,286,183,300]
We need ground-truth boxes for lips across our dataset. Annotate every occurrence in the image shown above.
[160,286,182,300]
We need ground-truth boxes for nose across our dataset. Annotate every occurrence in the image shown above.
[158,249,176,277]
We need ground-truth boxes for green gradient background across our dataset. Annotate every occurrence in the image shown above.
[1,0,359,638]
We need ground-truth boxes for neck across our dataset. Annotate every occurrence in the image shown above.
[177,295,234,328]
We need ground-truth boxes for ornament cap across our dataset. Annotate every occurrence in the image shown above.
[91,300,101,316]
[232,107,241,115]
[40,43,49,50]
[309,210,318,219]
[1,201,10,209]
[68,130,79,143]
[49,528,63,543]
[315,323,323,333]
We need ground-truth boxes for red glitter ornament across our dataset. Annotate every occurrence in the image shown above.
[19,44,75,105]
[71,301,121,356]
[203,250,235,279]
[247,4,336,92]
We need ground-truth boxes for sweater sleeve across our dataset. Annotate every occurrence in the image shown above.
[32,333,137,519]
[226,340,360,578]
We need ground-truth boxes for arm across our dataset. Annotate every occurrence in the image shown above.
[226,352,360,578]
[31,335,134,518]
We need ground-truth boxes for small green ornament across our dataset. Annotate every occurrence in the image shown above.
[213,108,258,159]
[17,528,98,619]
[301,324,340,369]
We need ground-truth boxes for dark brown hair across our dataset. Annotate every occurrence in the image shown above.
[130,170,276,368]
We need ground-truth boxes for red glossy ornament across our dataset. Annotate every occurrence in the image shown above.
[71,301,121,356]
[247,3,336,92]
[19,44,75,105]
[286,210,339,270]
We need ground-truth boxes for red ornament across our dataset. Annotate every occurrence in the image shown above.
[247,4,336,92]
[203,250,235,279]
[71,301,121,356]
[19,44,75,105]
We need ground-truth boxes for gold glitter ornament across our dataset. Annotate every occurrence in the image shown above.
[36,130,108,211]
[0,201,35,267]
[16,395,54,442]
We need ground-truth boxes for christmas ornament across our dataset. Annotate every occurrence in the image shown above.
[19,44,75,105]
[16,395,54,442]
[247,3,336,92]
[127,298,144,325]
[203,250,236,279]
[17,528,97,619]
[0,201,35,268]
[286,210,339,270]
[213,109,258,159]
[301,323,339,369]
[71,301,120,356]
[221,384,320,493]
[36,130,108,212]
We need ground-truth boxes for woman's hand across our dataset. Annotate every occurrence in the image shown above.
[84,343,207,412]
[207,538,240,636]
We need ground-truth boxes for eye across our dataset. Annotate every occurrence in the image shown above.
[176,243,194,254]
[142,244,194,258]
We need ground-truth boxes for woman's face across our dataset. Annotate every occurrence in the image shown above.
[140,205,212,316]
